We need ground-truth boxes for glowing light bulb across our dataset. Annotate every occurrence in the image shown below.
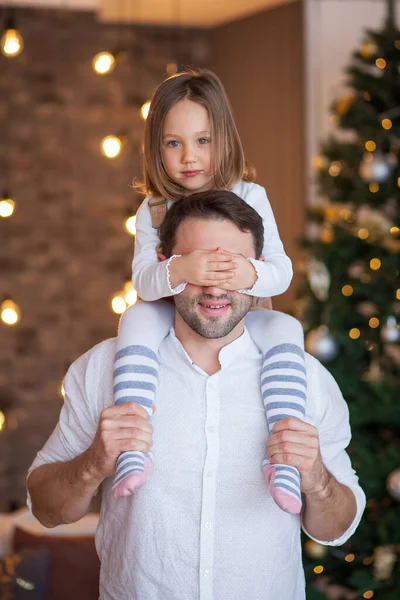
[92,51,115,74]
[125,215,137,235]
[375,58,386,69]
[1,27,23,57]
[101,135,122,158]
[111,294,126,314]
[141,101,151,121]
[349,328,360,340]
[0,411,5,431]
[369,317,380,328]
[365,140,376,152]
[342,285,353,296]
[1,299,21,325]
[0,197,15,218]
[381,118,392,130]
[313,566,324,574]
[358,228,369,240]
[370,258,381,270]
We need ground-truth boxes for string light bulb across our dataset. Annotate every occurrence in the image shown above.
[123,281,138,306]
[0,195,15,218]
[92,51,116,74]
[141,101,151,121]
[365,140,376,152]
[1,298,21,326]
[381,118,392,130]
[111,294,127,314]
[0,411,5,431]
[101,135,123,158]
[1,11,24,57]
[125,215,137,235]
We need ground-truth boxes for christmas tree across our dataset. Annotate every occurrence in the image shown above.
[296,1,400,598]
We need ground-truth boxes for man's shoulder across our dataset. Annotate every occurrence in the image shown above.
[67,338,117,379]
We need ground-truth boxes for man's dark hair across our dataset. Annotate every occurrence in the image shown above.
[159,189,264,258]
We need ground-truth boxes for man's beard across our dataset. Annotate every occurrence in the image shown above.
[174,291,253,339]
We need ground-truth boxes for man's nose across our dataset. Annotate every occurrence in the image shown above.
[202,285,226,296]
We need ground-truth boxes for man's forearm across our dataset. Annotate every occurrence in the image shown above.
[27,449,103,528]
[302,471,357,542]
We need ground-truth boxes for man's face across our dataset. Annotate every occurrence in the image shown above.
[172,217,256,339]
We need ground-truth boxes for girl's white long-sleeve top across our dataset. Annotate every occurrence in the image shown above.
[132,180,293,302]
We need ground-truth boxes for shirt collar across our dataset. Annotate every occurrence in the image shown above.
[166,326,260,374]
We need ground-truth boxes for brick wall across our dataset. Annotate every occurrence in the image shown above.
[0,7,210,510]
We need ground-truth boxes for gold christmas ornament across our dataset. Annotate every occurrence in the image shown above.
[360,40,377,58]
[320,226,334,244]
[304,540,328,559]
[373,545,397,580]
[335,95,354,115]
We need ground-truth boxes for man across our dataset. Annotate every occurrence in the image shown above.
[27,190,365,600]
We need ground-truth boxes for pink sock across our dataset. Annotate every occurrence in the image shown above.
[263,464,302,514]
[112,458,151,498]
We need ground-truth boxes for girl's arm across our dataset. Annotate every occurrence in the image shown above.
[236,182,293,298]
[132,197,186,301]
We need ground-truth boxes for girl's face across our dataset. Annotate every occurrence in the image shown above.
[161,99,214,193]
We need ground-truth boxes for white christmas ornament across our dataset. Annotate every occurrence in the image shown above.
[305,326,339,362]
[381,316,400,343]
[387,468,400,501]
[306,258,331,301]
[359,152,391,182]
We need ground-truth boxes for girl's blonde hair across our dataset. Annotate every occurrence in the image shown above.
[139,68,256,201]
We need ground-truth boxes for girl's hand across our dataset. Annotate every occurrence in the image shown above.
[218,254,258,291]
[169,249,237,288]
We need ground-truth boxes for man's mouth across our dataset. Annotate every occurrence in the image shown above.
[199,301,230,316]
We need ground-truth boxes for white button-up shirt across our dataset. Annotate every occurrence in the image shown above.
[28,329,365,600]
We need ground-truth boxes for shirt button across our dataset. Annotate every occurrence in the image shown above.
[203,570,210,577]
[208,426,215,433]
[205,521,212,529]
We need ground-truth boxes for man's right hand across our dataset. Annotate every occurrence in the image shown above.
[85,402,153,481]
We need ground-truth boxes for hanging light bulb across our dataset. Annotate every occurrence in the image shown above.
[123,280,138,306]
[101,135,123,158]
[92,51,116,75]
[111,293,127,314]
[0,410,5,431]
[0,193,15,218]
[1,298,21,326]
[125,215,137,235]
[141,101,151,121]
[1,10,24,57]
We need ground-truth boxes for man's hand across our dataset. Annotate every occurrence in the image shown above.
[218,254,258,291]
[169,248,237,288]
[85,402,153,481]
[266,417,330,495]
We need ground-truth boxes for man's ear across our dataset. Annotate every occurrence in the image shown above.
[157,251,167,262]
[259,256,265,262]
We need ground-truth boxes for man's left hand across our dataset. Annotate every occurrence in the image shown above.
[266,417,330,495]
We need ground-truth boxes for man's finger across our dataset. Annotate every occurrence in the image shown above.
[267,430,316,449]
[271,417,313,434]
[103,402,150,420]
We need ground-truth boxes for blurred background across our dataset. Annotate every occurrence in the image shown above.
[0,0,399,598]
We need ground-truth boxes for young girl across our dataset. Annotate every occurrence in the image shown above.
[112,69,306,515]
